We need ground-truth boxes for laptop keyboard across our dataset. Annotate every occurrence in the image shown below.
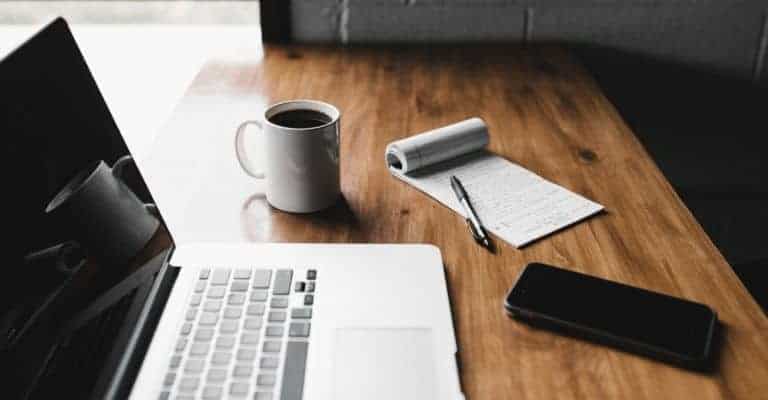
[160,268,316,400]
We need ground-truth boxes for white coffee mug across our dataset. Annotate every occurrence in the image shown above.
[235,99,341,213]
[45,155,160,267]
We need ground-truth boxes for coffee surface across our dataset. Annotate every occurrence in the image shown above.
[268,109,331,129]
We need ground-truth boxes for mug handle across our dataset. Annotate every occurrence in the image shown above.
[112,154,134,179]
[144,203,160,218]
[112,155,160,218]
[235,120,266,179]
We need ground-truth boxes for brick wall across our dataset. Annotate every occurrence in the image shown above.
[288,0,768,83]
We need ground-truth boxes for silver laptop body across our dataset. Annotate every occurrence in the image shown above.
[129,243,464,400]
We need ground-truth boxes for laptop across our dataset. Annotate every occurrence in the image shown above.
[1,18,463,400]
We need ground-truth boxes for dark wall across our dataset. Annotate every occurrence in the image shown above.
[278,0,768,84]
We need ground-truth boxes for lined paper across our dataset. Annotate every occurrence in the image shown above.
[386,119,603,247]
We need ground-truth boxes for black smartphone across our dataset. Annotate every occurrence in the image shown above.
[504,263,718,370]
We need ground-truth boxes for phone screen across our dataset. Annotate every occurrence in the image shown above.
[505,263,716,361]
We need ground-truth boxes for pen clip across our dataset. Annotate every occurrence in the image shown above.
[465,218,483,242]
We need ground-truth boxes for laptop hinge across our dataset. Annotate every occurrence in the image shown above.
[97,249,178,400]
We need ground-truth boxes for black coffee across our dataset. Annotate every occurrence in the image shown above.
[268,109,332,129]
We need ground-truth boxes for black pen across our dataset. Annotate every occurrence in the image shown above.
[450,175,492,250]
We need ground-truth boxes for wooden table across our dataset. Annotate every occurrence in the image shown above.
[144,45,768,399]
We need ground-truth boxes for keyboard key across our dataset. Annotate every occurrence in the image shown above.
[207,369,227,382]
[268,311,286,322]
[241,333,260,345]
[199,312,218,325]
[233,269,251,280]
[224,307,243,319]
[158,391,170,400]
[195,328,214,342]
[263,341,282,353]
[270,297,289,309]
[273,270,293,295]
[236,348,257,361]
[250,290,268,302]
[199,268,210,280]
[230,382,250,397]
[190,342,210,357]
[175,338,188,352]
[185,359,205,373]
[260,357,279,369]
[190,294,202,306]
[163,372,176,386]
[231,281,249,292]
[211,351,232,365]
[186,308,198,321]
[207,286,226,299]
[194,281,206,293]
[280,342,309,400]
[265,326,284,337]
[257,374,276,387]
[244,317,263,330]
[179,377,199,392]
[202,386,223,400]
[233,365,253,378]
[166,267,317,400]
[220,320,238,333]
[211,269,230,286]
[228,293,245,305]
[247,303,266,316]
[204,300,222,312]
[252,269,272,288]
[291,308,312,319]
[169,355,182,369]
[216,335,236,349]
[289,322,311,337]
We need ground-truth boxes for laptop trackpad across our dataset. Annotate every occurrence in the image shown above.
[333,327,437,400]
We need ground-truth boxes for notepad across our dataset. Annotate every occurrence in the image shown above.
[385,118,604,248]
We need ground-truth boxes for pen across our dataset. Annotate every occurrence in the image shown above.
[450,175,492,250]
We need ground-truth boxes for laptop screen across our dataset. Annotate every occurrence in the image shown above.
[0,18,172,398]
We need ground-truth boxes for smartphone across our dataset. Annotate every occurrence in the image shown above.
[504,263,718,370]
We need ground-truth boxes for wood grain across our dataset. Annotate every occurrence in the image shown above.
[144,45,768,399]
